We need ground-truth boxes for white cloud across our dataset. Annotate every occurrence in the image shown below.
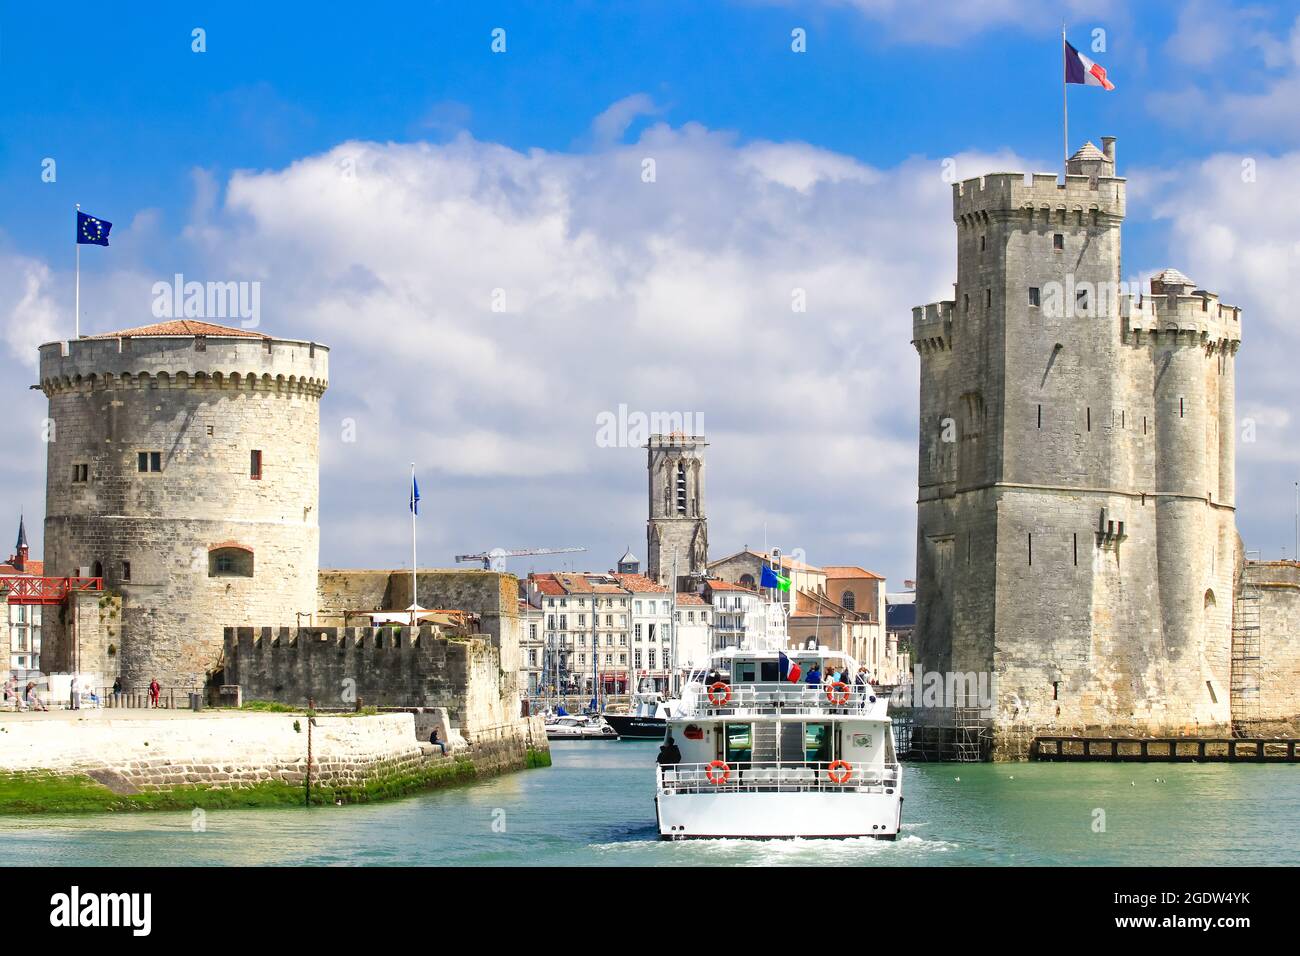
[1139,149,1300,552]
[0,119,1035,585]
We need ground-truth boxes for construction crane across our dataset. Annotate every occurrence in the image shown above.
[454,547,587,570]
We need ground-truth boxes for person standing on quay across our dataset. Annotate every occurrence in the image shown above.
[148,677,161,708]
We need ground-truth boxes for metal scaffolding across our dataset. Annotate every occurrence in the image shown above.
[1231,553,1263,737]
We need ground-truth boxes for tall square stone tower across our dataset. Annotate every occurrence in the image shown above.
[645,433,708,590]
[911,138,1242,755]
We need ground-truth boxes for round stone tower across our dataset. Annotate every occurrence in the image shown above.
[38,320,329,687]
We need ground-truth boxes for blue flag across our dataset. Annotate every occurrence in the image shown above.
[409,475,420,515]
[76,211,112,246]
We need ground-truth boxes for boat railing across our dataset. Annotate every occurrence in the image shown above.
[658,760,901,795]
[683,681,887,718]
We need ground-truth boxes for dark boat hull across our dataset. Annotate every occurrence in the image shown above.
[603,713,667,739]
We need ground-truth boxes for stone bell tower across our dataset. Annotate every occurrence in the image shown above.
[646,433,708,590]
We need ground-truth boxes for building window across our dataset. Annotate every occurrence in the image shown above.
[121,560,131,582]
[979,235,986,251]
[1029,287,1040,307]
[72,463,89,483]
[208,546,254,578]
[634,624,642,641]
[529,623,537,640]
[985,289,991,308]
[634,649,643,668]
[963,293,970,313]
[676,461,688,515]
[1053,233,1064,251]
[1076,288,1088,312]
[739,574,756,589]
[648,649,657,669]
[250,450,263,480]
[841,590,856,611]
[137,451,161,473]
[206,425,214,436]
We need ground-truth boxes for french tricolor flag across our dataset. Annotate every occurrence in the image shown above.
[779,652,801,684]
[1065,41,1115,91]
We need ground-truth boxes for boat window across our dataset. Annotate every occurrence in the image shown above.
[804,724,831,762]
[734,661,758,682]
[724,724,752,763]
[759,659,779,682]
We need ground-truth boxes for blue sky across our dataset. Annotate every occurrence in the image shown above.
[3,0,1300,582]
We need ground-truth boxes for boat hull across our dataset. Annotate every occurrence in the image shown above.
[655,789,902,840]
[602,714,667,739]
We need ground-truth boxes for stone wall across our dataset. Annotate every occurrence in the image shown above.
[1243,561,1300,725]
[0,712,424,791]
[223,625,513,735]
[316,568,524,696]
[39,333,329,687]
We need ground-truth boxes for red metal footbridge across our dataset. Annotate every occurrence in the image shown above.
[0,576,103,605]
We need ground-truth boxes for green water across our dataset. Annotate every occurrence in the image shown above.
[2,741,1296,865]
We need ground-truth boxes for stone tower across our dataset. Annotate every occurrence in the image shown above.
[911,138,1242,755]
[645,433,708,590]
[38,320,329,686]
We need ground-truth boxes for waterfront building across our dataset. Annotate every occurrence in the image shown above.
[518,598,544,695]
[613,571,673,692]
[1,516,43,674]
[528,571,635,695]
[672,592,711,672]
[704,580,773,652]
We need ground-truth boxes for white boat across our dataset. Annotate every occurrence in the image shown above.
[655,646,903,840]
[545,714,618,740]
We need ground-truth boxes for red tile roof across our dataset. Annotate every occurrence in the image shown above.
[675,593,707,606]
[87,320,270,340]
[822,565,885,580]
[530,573,567,596]
[611,572,669,593]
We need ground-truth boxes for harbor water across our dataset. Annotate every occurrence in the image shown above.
[4,740,1297,866]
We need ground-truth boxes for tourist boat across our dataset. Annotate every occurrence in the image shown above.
[655,645,903,840]
[545,714,617,740]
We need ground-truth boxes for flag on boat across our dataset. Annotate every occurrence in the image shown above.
[760,565,791,591]
[1064,40,1114,90]
[409,474,420,515]
[779,651,802,684]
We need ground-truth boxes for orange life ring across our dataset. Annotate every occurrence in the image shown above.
[827,759,852,784]
[826,681,851,706]
[706,759,731,785]
[707,682,731,706]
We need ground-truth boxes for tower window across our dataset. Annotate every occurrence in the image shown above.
[1028,533,1033,566]
[963,294,970,313]
[122,560,131,582]
[1086,407,1091,431]
[985,289,992,308]
[675,461,687,515]
[251,449,263,480]
[840,590,856,612]
[979,235,986,251]
[72,463,89,483]
[137,451,161,473]
[209,546,254,578]
[1073,533,1078,566]
[1179,398,1184,418]
[1037,404,1042,428]
[1029,287,1040,307]
[1076,288,1089,312]
[1053,234,1064,251]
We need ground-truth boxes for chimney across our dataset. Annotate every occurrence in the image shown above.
[1101,136,1116,167]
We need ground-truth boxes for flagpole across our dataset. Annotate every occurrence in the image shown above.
[74,203,81,339]
[410,462,417,627]
[1062,22,1069,175]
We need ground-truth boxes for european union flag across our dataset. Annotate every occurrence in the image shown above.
[77,211,112,246]
[409,474,420,515]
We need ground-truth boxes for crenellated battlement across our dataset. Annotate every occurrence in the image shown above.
[953,170,1125,226]
[911,301,955,354]
[38,334,329,398]
[1122,289,1242,349]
